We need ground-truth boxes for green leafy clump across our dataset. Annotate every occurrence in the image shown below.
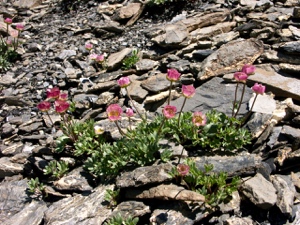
[43,160,69,179]
[0,38,19,71]
[104,189,120,208]
[85,119,162,179]
[27,177,46,199]
[104,214,139,225]
[162,110,251,153]
[170,159,240,207]
[122,49,139,70]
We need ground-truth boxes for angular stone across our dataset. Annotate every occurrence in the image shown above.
[125,184,205,202]
[193,153,262,177]
[225,217,254,225]
[0,157,24,178]
[113,3,142,20]
[195,38,264,80]
[135,59,159,71]
[56,50,76,61]
[95,92,115,106]
[242,173,277,209]
[2,201,47,225]
[144,90,178,105]
[248,93,276,114]
[106,48,132,71]
[0,75,17,86]
[108,201,150,220]
[261,49,300,64]
[19,122,43,133]
[190,22,236,41]
[271,175,295,216]
[279,63,300,75]
[152,23,189,48]
[279,41,300,54]
[166,77,252,117]
[141,73,171,93]
[44,184,114,225]
[150,208,194,225]
[126,79,148,102]
[13,0,42,8]
[0,179,29,223]
[116,163,173,188]
[247,65,300,101]
[54,167,93,192]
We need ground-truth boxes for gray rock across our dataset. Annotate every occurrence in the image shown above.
[19,122,43,133]
[106,48,132,71]
[272,175,295,217]
[279,63,300,75]
[247,65,300,101]
[279,41,300,54]
[166,77,252,117]
[95,92,115,106]
[219,191,241,213]
[141,73,172,93]
[0,178,29,223]
[13,0,42,8]
[248,93,276,114]
[194,38,264,80]
[2,200,47,225]
[212,31,240,47]
[167,59,191,73]
[126,79,148,102]
[108,201,150,220]
[0,74,17,86]
[0,157,24,178]
[225,216,254,225]
[135,59,158,71]
[44,184,114,225]
[112,3,142,20]
[193,153,262,177]
[116,163,173,188]
[54,166,93,192]
[56,50,77,61]
[242,173,277,209]
[150,208,194,225]
[293,7,300,18]
[261,49,300,64]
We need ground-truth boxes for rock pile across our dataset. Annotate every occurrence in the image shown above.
[1,0,300,224]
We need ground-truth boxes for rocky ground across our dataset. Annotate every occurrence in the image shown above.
[1,0,300,224]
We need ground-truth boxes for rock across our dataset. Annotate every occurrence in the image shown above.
[2,200,47,225]
[261,49,300,64]
[293,8,300,18]
[248,93,276,114]
[194,38,264,80]
[272,175,295,217]
[108,201,150,220]
[106,48,132,71]
[247,65,300,101]
[116,163,173,188]
[225,217,254,225]
[151,23,189,49]
[95,92,115,106]
[125,184,205,202]
[279,41,300,54]
[135,59,159,71]
[13,0,42,8]
[55,50,77,61]
[167,77,252,117]
[126,79,148,102]
[0,178,29,223]
[44,184,114,225]
[150,208,194,225]
[242,173,277,209]
[113,3,142,20]
[144,90,179,105]
[0,157,24,178]
[0,74,17,86]
[141,73,173,93]
[279,63,300,75]
[54,167,93,192]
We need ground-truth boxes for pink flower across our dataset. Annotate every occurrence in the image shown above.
[37,101,51,112]
[15,24,24,31]
[126,108,134,117]
[177,164,190,176]
[85,43,93,51]
[117,77,131,88]
[166,69,181,82]
[242,64,256,75]
[234,72,248,83]
[182,84,196,98]
[59,93,68,101]
[106,104,123,121]
[4,18,12,24]
[6,39,12,46]
[47,87,60,99]
[252,83,266,95]
[90,53,98,60]
[192,112,206,127]
[10,30,18,38]
[54,100,70,113]
[163,105,177,119]
[95,54,104,63]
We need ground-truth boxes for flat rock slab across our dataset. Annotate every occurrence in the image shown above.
[248,65,300,101]
[44,184,114,225]
[2,201,47,225]
[163,77,252,117]
[195,38,264,81]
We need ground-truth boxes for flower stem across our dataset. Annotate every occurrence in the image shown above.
[177,97,187,127]
[177,146,185,165]
[249,93,258,112]
[232,82,239,117]
[115,121,126,136]
[157,117,166,138]
[46,111,54,126]
[125,87,145,122]
[240,93,258,127]
[167,81,173,105]
[233,82,246,118]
